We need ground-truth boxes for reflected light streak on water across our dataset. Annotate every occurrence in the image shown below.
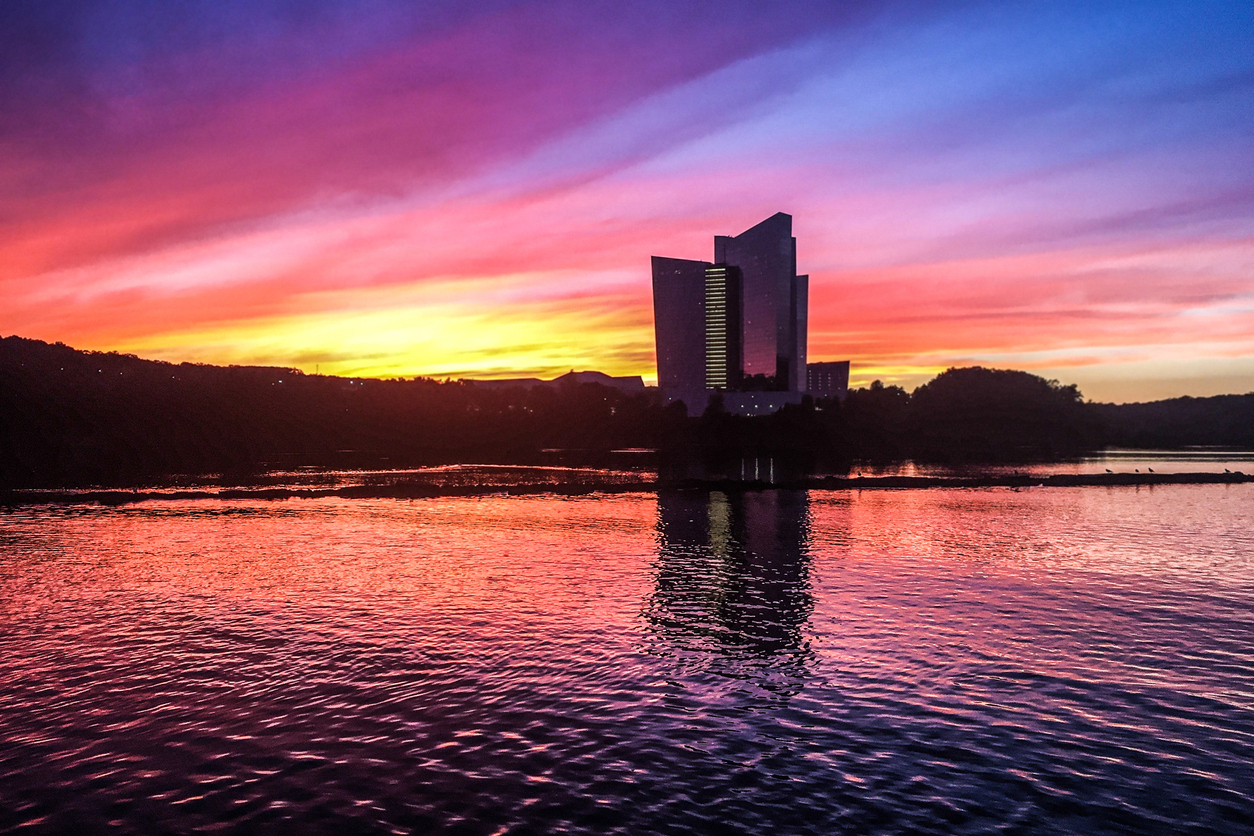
[1,485,1253,834]
[859,448,1254,478]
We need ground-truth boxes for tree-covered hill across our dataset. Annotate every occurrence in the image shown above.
[1091,394,1254,449]
[0,336,682,488]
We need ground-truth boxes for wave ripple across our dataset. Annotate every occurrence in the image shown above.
[2,486,1252,834]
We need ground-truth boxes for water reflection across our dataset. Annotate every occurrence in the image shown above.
[647,490,815,680]
[4,491,1254,833]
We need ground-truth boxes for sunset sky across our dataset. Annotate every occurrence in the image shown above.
[3,0,1252,402]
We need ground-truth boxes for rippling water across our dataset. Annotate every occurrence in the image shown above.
[2,484,1253,834]
[858,447,1254,477]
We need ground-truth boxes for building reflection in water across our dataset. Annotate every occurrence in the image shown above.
[646,490,815,685]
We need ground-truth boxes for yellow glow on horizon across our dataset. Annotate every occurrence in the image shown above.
[54,260,1251,402]
[109,294,658,382]
[846,364,947,391]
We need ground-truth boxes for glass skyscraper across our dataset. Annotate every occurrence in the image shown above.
[652,213,808,409]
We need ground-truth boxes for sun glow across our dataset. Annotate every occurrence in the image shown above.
[109,288,657,381]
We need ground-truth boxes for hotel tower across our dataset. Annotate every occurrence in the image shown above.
[651,213,809,414]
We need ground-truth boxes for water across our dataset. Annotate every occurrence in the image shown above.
[856,448,1254,477]
[14,463,658,496]
[13,450,1250,498]
[2,483,1253,834]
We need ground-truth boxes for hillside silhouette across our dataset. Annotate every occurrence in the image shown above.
[0,337,682,488]
[2,336,1251,488]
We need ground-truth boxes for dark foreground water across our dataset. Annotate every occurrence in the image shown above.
[2,484,1253,834]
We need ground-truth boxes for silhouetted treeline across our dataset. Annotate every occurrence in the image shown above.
[908,367,1099,461]
[689,368,1098,471]
[2,336,1251,489]
[1091,395,1254,449]
[0,337,685,488]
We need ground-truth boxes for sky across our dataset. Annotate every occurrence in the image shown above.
[2,0,1252,402]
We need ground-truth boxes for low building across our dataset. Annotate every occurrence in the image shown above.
[721,391,807,416]
[463,371,645,395]
[807,360,850,401]
[552,371,645,394]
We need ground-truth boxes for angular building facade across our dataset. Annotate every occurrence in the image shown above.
[714,213,808,392]
[652,213,809,412]
[806,360,850,401]
[650,256,708,400]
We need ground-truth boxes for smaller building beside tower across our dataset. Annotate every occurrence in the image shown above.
[806,360,850,401]
[650,257,709,406]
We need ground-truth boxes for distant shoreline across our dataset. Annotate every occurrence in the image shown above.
[3,471,1249,506]
[6,337,1254,493]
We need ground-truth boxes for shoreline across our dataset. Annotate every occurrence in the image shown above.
[2,471,1250,506]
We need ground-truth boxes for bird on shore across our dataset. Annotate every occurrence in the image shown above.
[1135,468,1140,473]
[1105,468,1113,473]
[1225,468,1232,473]
[1148,467,1154,473]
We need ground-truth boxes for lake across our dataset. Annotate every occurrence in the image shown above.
[2,482,1252,834]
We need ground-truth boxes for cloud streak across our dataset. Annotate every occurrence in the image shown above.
[2,0,1252,401]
